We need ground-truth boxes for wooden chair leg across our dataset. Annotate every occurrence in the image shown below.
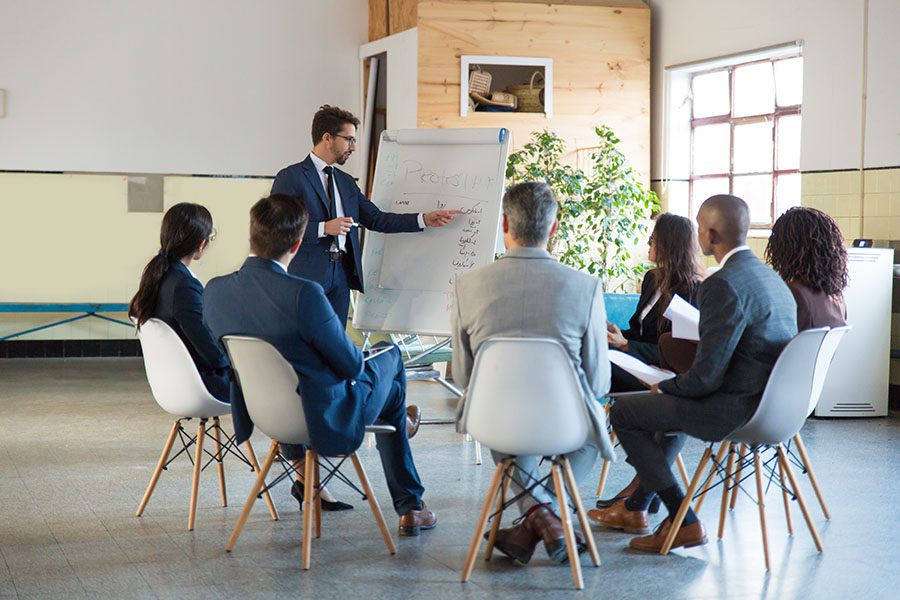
[349,453,396,555]
[136,420,181,517]
[675,453,689,489]
[244,441,279,521]
[694,442,730,514]
[313,459,322,539]
[302,450,315,570]
[779,458,793,535]
[717,442,735,540]
[562,457,601,568]
[777,446,824,552]
[484,460,513,560]
[552,463,584,590]
[462,461,505,583]
[752,450,771,571]
[212,417,227,508]
[227,440,278,551]
[792,434,830,519]
[661,446,712,555]
[595,429,617,496]
[730,444,747,510]
[187,419,206,531]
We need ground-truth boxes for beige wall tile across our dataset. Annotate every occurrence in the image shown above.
[840,217,861,240]
[888,217,900,241]
[838,194,862,217]
[801,173,822,195]
[865,170,879,193]
[890,169,900,193]
[890,193,900,217]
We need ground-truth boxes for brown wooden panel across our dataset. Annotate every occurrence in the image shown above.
[369,0,389,41]
[390,0,418,34]
[417,0,650,181]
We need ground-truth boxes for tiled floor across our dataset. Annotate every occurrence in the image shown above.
[0,358,897,599]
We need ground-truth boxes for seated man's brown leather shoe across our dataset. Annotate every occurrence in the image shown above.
[399,501,436,536]
[484,522,540,565]
[406,405,422,439]
[629,518,707,553]
[587,499,650,534]
[526,505,584,563]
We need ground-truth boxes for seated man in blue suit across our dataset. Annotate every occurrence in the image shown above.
[271,105,460,326]
[203,194,437,536]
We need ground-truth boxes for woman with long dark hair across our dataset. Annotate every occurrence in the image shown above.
[606,212,704,390]
[590,213,703,519]
[766,206,848,329]
[129,203,230,401]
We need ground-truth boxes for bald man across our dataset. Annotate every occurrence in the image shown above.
[589,195,797,553]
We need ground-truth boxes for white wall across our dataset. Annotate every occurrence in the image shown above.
[864,0,900,169]
[0,0,368,176]
[649,0,899,176]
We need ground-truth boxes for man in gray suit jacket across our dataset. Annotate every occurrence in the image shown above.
[591,194,797,553]
[452,181,614,565]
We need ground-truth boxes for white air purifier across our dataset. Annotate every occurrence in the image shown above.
[816,247,893,417]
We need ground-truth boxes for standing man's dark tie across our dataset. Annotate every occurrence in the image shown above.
[323,165,337,220]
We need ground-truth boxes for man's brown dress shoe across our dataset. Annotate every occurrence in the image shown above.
[399,501,436,536]
[629,518,707,553]
[484,522,540,565]
[406,405,422,439]
[587,499,650,534]
[526,506,586,563]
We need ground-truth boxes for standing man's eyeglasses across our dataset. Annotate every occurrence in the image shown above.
[333,133,357,146]
[209,228,218,242]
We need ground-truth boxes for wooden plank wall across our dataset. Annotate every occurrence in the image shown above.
[416,0,650,181]
[370,0,419,40]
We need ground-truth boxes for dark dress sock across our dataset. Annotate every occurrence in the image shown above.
[656,484,698,526]
[624,485,655,511]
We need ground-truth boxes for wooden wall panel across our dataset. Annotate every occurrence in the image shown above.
[390,0,419,34]
[369,0,389,41]
[417,0,650,181]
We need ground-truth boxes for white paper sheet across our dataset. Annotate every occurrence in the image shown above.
[663,294,700,341]
[608,350,676,385]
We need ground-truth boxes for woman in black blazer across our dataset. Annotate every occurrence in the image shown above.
[129,203,230,401]
[606,213,703,393]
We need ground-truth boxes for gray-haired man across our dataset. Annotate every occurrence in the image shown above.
[452,181,614,565]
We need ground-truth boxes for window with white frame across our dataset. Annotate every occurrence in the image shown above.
[688,55,803,229]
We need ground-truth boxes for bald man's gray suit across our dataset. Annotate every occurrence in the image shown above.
[452,247,614,515]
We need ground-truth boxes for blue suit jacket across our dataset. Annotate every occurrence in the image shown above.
[271,155,421,292]
[203,257,368,456]
[154,261,230,402]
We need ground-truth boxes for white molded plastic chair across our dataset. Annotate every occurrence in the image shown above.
[222,335,396,570]
[459,337,607,590]
[663,327,849,570]
[135,318,277,530]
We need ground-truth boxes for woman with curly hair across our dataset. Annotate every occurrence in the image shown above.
[765,206,848,330]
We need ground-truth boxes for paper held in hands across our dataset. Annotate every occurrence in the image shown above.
[664,294,700,341]
[608,350,676,386]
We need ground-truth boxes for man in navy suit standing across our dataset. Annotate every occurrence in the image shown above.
[271,105,460,326]
[204,194,437,536]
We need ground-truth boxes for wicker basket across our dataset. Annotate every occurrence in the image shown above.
[506,71,545,113]
[468,67,492,96]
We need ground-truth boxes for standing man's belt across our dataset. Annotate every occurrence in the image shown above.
[327,250,346,262]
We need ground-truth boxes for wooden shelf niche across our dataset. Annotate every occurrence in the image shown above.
[461,56,553,117]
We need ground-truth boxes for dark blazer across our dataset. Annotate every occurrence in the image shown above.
[154,261,230,402]
[622,269,700,365]
[203,257,368,455]
[271,155,421,292]
[659,250,797,440]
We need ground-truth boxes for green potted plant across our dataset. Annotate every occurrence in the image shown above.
[506,125,659,291]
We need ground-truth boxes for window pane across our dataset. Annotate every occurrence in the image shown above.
[692,123,731,175]
[666,180,690,218]
[776,173,801,216]
[777,114,801,170]
[733,121,774,174]
[691,177,730,215]
[733,174,773,225]
[734,62,775,117]
[774,57,803,107]
[692,70,730,118]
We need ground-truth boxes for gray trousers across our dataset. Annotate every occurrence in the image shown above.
[490,443,598,517]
